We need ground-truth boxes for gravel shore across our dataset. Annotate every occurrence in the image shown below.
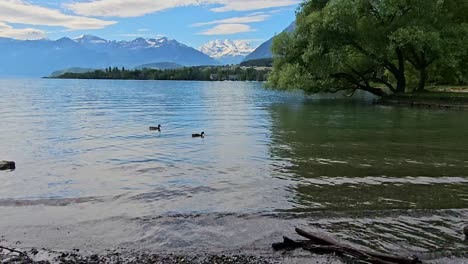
[0,247,341,264]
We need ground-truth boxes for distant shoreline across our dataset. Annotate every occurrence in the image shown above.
[44,77,266,82]
[47,65,271,82]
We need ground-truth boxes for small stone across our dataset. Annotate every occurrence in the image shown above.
[0,161,15,171]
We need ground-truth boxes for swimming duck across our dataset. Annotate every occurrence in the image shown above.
[149,124,161,131]
[0,161,15,171]
[192,132,205,138]
[464,226,468,239]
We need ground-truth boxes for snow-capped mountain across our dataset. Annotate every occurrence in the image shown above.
[200,39,256,65]
[120,37,181,49]
[0,35,218,76]
[74,34,107,45]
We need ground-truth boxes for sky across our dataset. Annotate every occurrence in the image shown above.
[0,0,300,48]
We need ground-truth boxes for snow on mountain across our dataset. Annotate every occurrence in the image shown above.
[121,37,182,49]
[74,34,108,44]
[199,39,256,64]
[73,35,184,50]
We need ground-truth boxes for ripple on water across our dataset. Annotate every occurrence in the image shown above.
[0,79,468,258]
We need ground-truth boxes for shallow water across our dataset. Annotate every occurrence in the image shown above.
[0,79,467,259]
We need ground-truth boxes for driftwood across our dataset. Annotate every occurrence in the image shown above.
[0,245,31,260]
[272,228,422,264]
[0,161,15,171]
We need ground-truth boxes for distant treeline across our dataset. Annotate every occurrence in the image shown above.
[54,66,271,82]
[240,58,273,67]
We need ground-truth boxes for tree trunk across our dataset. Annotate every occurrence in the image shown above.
[416,67,427,92]
[395,72,406,94]
[395,48,406,93]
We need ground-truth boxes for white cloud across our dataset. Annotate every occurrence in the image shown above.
[0,0,116,30]
[191,14,270,27]
[198,23,254,35]
[210,0,299,12]
[0,22,46,40]
[64,0,299,18]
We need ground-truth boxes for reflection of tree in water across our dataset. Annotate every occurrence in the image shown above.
[268,100,468,212]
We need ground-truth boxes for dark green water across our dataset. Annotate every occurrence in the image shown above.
[0,79,467,259]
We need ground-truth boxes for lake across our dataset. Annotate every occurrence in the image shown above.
[0,79,467,260]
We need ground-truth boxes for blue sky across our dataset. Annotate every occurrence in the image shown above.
[0,0,300,48]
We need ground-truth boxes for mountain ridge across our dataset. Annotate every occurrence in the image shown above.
[243,22,296,62]
[0,35,218,77]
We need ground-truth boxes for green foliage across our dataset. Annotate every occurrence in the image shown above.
[56,66,271,82]
[239,58,273,67]
[268,0,468,96]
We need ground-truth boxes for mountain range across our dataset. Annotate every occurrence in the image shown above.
[243,22,296,62]
[199,40,255,65]
[0,35,217,77]
[0,22,295,77]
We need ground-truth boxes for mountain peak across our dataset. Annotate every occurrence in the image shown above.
[123,36,180,49]
[243,21,295,62]
[199,39,255,60]
[74,34,107,44]
[55,37,76,44]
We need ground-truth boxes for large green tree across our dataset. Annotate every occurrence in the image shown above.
[390,0,468,91]
[268,0,468,96]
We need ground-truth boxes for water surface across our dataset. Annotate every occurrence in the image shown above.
[0,79,467,259]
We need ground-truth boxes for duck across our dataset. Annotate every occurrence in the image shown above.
[149,124,161,131]
[192,132,205,138]
[0,160,15,171]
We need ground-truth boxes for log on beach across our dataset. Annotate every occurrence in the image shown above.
[273,228,422,264]
[0,161,15,171]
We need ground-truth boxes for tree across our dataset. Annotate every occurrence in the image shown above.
[390,0,468,91]
[268,0,468,96]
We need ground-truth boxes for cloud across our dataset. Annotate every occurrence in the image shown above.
[210,0,299,12]
[64,0,299,18]
[0,0,116,30]
[0,22,46,40]
[198,23,254,35]
[191,14,270,27]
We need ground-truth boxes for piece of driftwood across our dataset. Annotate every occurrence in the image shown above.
[0,245,30,259]
[274,236,399,264]
[296,228,420,264]
[273,228,422,264]
[0,161,15,171]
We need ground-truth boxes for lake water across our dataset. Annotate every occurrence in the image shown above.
[0,79,467,260]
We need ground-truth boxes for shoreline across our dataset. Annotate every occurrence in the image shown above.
[0,245,336,264]
[1,242,467,264]
[44,77,265,83]
[375,92,468,110]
